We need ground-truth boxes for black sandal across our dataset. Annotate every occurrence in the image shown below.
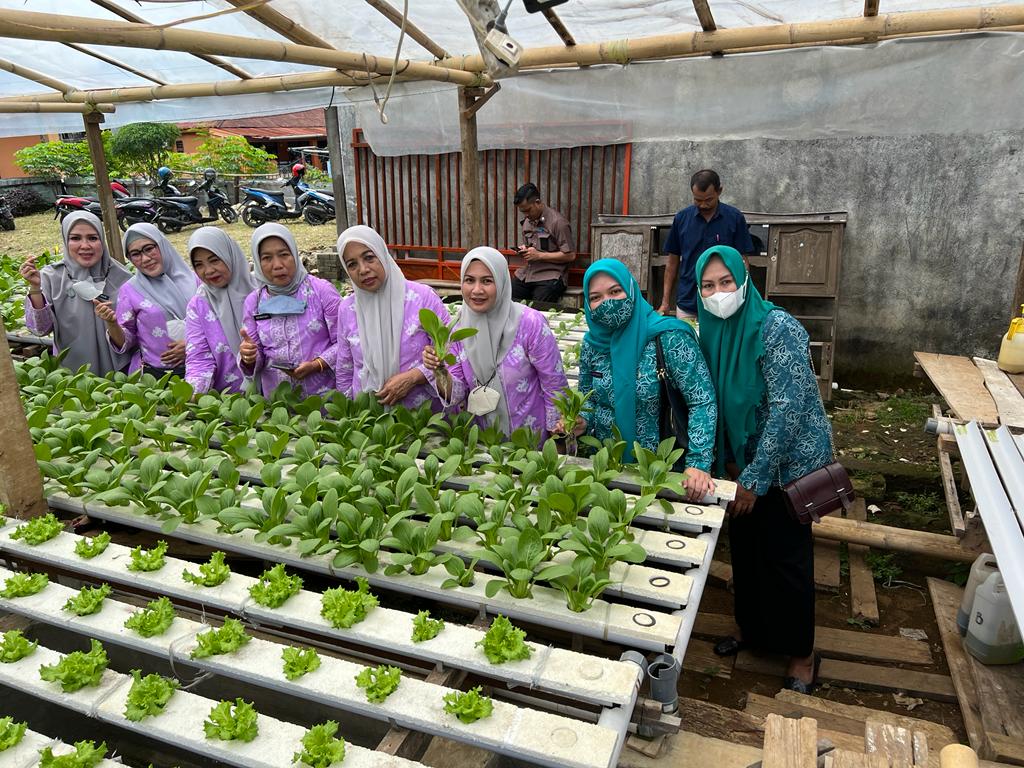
[782,652,821,694]
[713,636,748,657]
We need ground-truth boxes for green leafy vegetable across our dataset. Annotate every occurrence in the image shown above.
[443,686,493,724]
[355,664,401,704]
[62,583,112,616]
[190,617,250,659]
[321,577,378,629]
[181,550,230,588]
[411,610,444,643]
[38,740,107,768]
[39,639,108,692]
[127,540,168,572]
[123,669,179,722]
[0,629,37,663]
[9,512,63,545]
[293,721,346,768]
[0,717,26,750]
[1,572,49,599]
[476,615,531,665]
[281,646,321,681]
[74,532,111,559]
[203,698,259,743]
[124,596,176,638]
[248,563,303,608]
[418,307,477,367]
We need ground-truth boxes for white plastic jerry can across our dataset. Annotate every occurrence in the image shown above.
[957,553,999,636]
[998,304,1024,373]
[965,572,1024,665]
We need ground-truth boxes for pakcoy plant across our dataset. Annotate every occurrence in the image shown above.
[123,670,179,722]
[267,488,340,558]
[558,504,647,575]
[476,522,557,600]
[381,518,451,577]
[217,486,290,545]
[418,307,477,384]
[0,629,37,663]
[38,639,108,692]
[91,454,171,518]
[552,387,593,456]
[537,555,615,613]
[440,556,478,590]
[633,438,686,511]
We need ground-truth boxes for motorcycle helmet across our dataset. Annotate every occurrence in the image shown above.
[291,163,306,178]
[157,166,172,180]
[203,167,217,181]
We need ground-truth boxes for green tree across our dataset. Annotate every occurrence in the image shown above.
[13,141,93,179]
[110,122,180,178]
[191,134,276,176]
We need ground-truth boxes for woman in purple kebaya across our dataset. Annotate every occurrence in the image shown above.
[94,223,199,378]
[422,246,568,443]
[335,225,448,411]
[183,227,256,395]
[238,223,340,398]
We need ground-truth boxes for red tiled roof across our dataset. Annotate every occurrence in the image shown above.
[178,108,326,140]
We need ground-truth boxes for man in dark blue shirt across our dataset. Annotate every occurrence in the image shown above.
[658,169,754,321]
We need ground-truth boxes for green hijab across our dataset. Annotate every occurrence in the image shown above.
[694,245,779,475]
[583,258,694,462]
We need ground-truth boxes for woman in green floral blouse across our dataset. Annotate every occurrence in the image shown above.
[567,258,717,501]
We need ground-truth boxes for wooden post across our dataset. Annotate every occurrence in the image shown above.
[0,333,47,520]
[324,105,350,235]
[83,112,124,264]
[458,86,484,249]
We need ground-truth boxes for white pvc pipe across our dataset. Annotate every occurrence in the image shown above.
[984,425,1024,533]
[671,528,720,668]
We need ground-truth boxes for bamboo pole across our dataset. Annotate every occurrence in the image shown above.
[459,87,484,249]
[0,102,114,113]
[813,515,981,563]
[64,43,169,86]
[0,57,73,94]
[693,0,717,32]
[84,112,124,265]
[865,0,881,17]
[364,0,450,60]
[0,7,488,86]
[221,0,336,50]
[541,7,576,47]
[0,333,47,521]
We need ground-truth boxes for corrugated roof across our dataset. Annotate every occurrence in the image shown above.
[178,107,326,140]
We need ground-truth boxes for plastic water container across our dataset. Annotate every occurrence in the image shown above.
[998,304,1024,374]
[958,554,998,636]
[965,572,1024,665]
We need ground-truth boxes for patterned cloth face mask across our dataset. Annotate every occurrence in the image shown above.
[591,295,634,330]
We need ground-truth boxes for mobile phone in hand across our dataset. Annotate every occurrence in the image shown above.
[269,361,296,372]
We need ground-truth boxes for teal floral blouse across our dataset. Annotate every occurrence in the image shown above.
[737,311,833,495]
[579,328,717,471]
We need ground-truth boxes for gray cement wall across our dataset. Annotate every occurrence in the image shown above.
[628,132,1024,387]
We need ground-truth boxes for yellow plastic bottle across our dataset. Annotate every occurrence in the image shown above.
[998,304,1024,374]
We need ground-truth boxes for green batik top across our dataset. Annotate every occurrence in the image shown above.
[579,328,717,471]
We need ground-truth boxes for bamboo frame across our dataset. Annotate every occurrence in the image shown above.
[64,43,169,86]
[222,0,335,50]
[541,7,577,47]
[364,0,450,60]
[0,102,114,113]
[0,57,73,94]
[865,0,881,17]
[692,0,717,32]
[0,7,488,87]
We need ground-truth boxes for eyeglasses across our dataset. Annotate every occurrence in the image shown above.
[127,243,160,262]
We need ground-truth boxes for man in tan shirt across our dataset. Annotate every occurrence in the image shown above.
[510,183,576,304]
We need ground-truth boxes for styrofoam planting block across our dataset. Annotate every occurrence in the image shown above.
[0,646,128,720]
[0,728,52,768]
[632,529,708,568]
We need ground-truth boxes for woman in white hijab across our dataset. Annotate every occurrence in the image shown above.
[422,246,568,442]
[183,227,257,394]
[335,225,450,410]
[238,222,340,398]
[19,211,133,374]
[93,222,199,378]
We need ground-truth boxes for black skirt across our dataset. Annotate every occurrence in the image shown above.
[728,486,815,658]
[142,363,187,380]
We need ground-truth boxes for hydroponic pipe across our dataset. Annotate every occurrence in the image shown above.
[670,529,719,668]
[598,651,645,768]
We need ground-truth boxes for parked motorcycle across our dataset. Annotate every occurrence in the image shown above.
[151,168,238,233]
[0,196,14,231]
[239,163,310,228]
[54,180,131,222]
[299,186,335,226]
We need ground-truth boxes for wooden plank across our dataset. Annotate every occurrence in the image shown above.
[985,734,1024,765]
[1007,372,1024,401]
[816,539,842,591]
[683,637,733,679]
[865,721,915,767]
[973,357,1024,430]
[848,498,881,625]
[963,642,1024,762]
[619,731,762,768]
[914,352,999,425]
[762,714,818,768]
[677,697,767,748]
[938,437,967,536]
[925,578,988,754]
[829,751,889,768]
[0,332,48,519]
[710,560,734,586]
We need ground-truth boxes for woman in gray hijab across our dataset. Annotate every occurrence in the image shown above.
[20,211,132,374]
[183,227,257,394]
[93,222,199,378]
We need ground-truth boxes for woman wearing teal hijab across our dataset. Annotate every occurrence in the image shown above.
[567,258,717,501]
[696,245,832,693]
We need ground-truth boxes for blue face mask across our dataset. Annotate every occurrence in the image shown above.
[258,293,307,316]
[591,296,634,330]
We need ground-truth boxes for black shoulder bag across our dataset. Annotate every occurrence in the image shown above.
[654,334,690,465]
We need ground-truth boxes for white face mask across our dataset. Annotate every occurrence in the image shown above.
[68,280,104,302]
[701,278,747,320]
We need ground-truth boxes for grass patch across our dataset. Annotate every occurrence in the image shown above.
[892,491,944,530]
[866,552,903,586]
[880,395,931,427]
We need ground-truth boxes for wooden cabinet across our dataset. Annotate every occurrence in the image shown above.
[767,224,842,297]
[589,224,654,291]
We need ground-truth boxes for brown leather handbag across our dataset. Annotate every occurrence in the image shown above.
[782,461,855,524]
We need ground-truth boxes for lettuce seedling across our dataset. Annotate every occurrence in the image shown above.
[293,721,346,768]
[354,664,401,704]
[1,572,48,599]
[0,716,26,750]
[39,639,108,692]
[0,629,37,663]
[443,686,493,724]
[38,740,107,767]
[281,646,321,681]
[181,551,230,588]
[411,610,444,643]
[127,540,168,572]
[9,512,63,545]
[248,563,303,608]
[321,577,378,629]
[62,583,112,616]
[476,615,531,665]
[74,532,111,560]
[191,618,250,659]
[203,698,259,743]
[123,669,179,722]
[123,596,176,638]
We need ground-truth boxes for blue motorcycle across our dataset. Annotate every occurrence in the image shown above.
[299,185,335,226]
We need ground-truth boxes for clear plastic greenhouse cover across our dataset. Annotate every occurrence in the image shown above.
[0,0,1021,145]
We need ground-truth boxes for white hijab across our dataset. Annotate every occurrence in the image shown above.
[337,225,407,391]
[124,222,198,320]
[456,247,524,432]
[187,227,256,354]
[41,211,132,374]
[251,223,308,296]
